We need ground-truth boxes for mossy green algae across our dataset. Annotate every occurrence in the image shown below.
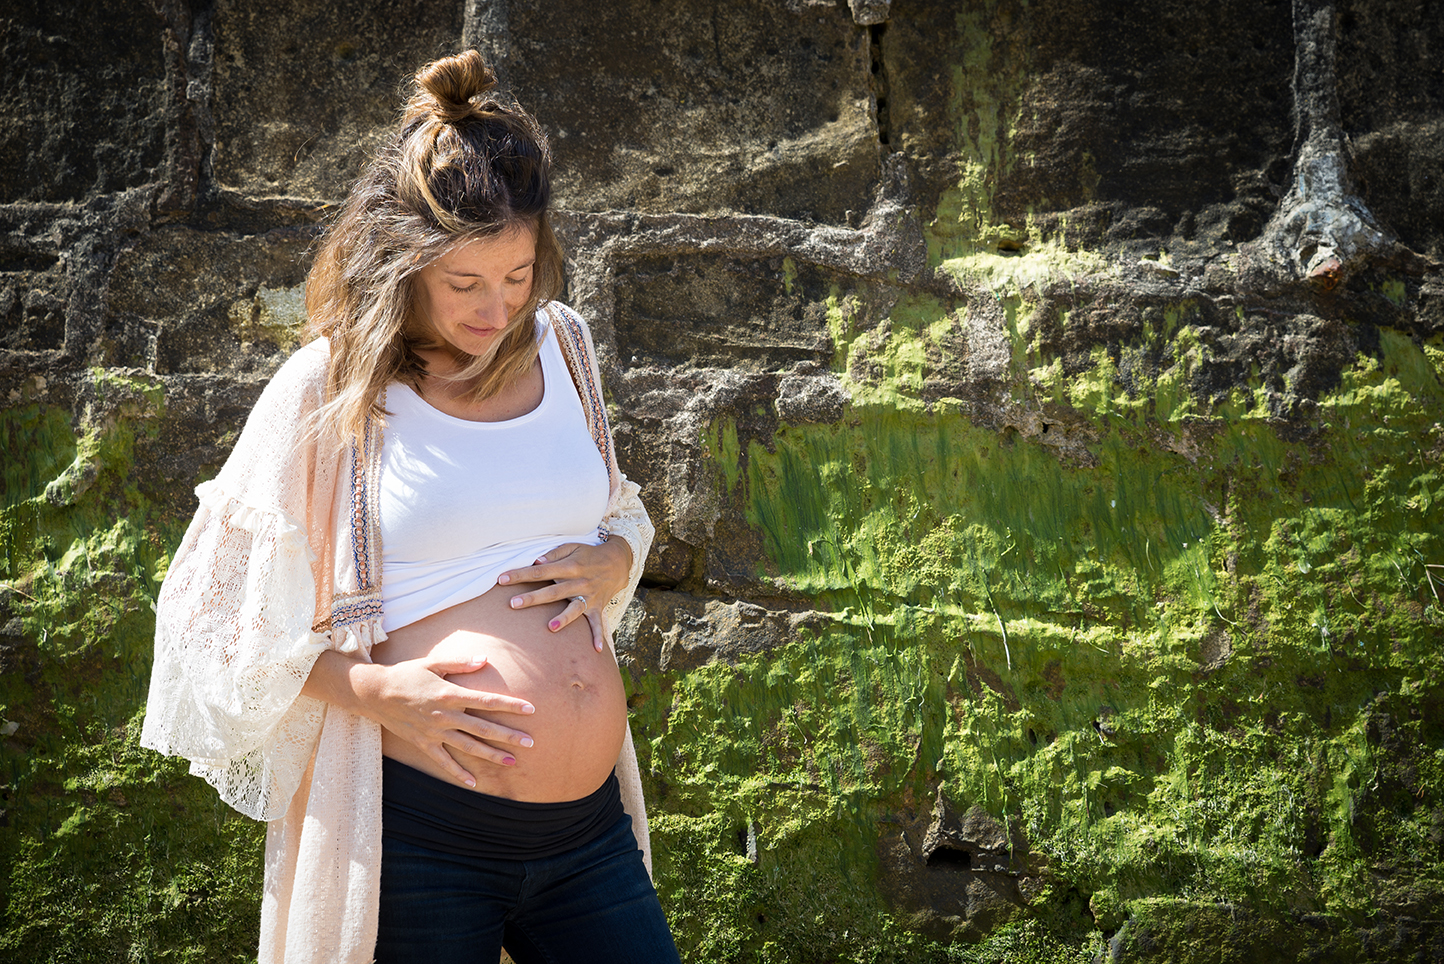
[650,309,1444,960]
[1,375,264,962]
[928,3,1027,263]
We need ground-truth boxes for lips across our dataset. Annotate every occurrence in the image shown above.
[462,324,499,337]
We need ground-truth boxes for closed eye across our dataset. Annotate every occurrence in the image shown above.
[448,283,478,293]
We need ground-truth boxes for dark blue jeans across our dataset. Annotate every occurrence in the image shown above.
[374,811,681,964]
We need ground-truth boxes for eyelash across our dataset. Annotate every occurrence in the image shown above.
[447,277,529,294]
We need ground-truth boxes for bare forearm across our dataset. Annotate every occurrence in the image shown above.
[594,534,634,603]
[300,648,381,717]
[300,647,536,784]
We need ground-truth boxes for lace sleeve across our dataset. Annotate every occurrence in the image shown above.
[140,342,339,821]
[140,484,332,820]
[601,475,654,629]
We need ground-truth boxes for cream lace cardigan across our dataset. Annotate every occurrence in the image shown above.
[141,304,655,964]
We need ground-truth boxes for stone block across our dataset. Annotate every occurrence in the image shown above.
[0,0,171,203]
[612,253,840,373]
[0,249,65,353]
[508,0,878,223]
[105,225,313,374]
[884,0,1295,251]
[210,0,463,199]
[1349,121,1444,259]
[615,586,815,677]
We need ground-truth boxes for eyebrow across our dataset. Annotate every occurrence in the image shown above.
[444,259,536,278]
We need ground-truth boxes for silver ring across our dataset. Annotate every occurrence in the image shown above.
[572,595,587,607]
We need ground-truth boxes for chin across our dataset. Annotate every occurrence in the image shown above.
[443,337,498,366]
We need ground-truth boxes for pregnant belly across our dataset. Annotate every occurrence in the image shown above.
[370,580,628,802]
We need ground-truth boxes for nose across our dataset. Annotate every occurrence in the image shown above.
[475,289,508,328]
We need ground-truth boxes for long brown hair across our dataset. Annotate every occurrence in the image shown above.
[305,49,565,444]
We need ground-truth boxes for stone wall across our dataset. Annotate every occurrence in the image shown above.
[2,1,1442,961]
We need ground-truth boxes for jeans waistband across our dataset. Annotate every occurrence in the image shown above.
[381,757,624,861]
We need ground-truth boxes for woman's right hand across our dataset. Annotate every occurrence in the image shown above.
[361,654,536,787]
[304,650,534,788]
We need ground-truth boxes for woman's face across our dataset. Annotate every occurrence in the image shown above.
[413,225,537,359]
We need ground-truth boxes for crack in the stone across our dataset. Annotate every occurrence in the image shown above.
[1254,0,1394,287]
[869,22,891,151]
[462,0,511,86]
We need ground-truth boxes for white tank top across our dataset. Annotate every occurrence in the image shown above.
[378,324,610,632]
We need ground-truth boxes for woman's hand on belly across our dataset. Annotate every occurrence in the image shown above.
[373,581,629,801]
[351,653,537,788]
[497,537,633,652]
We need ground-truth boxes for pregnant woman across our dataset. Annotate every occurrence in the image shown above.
[141,49,679,964]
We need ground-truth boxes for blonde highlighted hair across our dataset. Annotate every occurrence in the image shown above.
[305,49,564,445]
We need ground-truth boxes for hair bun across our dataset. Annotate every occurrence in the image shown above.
[414,50,498,123]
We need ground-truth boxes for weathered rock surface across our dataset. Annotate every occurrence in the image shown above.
[3,0,1442,961]
[877,789,1049,943]
[511,0,879,223]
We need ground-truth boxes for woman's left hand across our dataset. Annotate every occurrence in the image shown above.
[498,538,634,652]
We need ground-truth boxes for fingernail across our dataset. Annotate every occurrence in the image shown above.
[503,756,516,766]
[511,597,524,609]
[521,703,535,714]
[520,737,534,748]
[497,573,510,584]
[470,654,486,665]
[464,777,476,788]
[549,619,561,631]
